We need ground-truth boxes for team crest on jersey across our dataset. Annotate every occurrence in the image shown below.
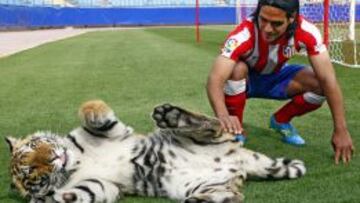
[223,38,239,53]
[283,45,295,58]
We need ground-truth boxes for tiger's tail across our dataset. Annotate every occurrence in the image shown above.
[238,148,306,180]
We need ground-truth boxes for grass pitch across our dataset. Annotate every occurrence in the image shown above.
[0,27,359,203]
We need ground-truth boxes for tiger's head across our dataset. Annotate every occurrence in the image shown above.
[5,132,69,199]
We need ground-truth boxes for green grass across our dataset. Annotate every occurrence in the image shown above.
[0,27,359,203]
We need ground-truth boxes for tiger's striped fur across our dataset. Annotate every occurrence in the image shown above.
[6,100,306,203]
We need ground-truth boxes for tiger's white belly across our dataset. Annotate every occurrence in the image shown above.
[62,131,143,193]
[62,129,252,199]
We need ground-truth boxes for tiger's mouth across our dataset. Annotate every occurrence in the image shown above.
[57,149,68,170]
[51,149,69,170]
[61,150,68,169]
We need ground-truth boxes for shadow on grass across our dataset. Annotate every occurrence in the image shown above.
[243,122,284,148]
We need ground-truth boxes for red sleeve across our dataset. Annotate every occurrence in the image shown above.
[296,17,327,56]
[221,20,254,61]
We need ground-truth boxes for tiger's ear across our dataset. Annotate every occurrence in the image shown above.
[5,136,19,153]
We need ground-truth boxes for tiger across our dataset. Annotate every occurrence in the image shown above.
[5,100,306,203]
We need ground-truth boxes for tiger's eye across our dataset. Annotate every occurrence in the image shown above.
[28,166,38,174]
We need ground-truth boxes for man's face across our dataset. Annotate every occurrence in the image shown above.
[258,5,293,42]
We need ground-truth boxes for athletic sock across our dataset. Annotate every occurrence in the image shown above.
[274,92,325,123]
[224,79,247,124]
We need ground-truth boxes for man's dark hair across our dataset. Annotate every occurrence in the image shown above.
[252,0,300,38]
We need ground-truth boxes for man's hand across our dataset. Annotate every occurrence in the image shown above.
[218,115,243,134]
[331,129,354,164]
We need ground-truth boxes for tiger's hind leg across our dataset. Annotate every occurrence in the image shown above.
[152,104,233,142]
[152,104,219,129]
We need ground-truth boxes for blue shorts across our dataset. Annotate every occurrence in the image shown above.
[246,64,305,100]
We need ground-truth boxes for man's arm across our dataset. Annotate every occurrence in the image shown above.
[207,55,243,134]
[309,51,354,164]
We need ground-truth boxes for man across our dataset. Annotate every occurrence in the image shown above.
[206,0,354,164]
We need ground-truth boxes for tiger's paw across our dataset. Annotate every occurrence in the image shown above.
[152,104,183,128]
[62,192,77,203]
[78,100,116,130]
[152,104,221,135]
[54,191,79,203]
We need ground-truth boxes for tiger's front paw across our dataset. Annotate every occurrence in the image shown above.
[79,100,115,130]
[62,192,78,203]
[152,104,182,128]
[55,189,95,203]
[54,191,78,203]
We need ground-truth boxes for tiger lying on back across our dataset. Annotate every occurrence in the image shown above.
[6,100,306,203]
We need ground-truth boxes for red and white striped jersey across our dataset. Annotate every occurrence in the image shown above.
[221,16,327,74]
